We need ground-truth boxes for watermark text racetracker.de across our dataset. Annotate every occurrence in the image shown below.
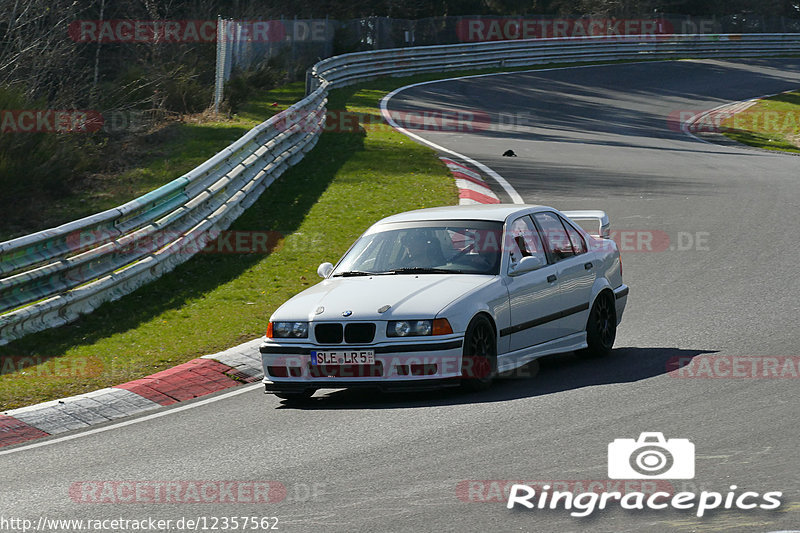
[1,355,103,379]
[667,355,800,378]
[606,230,709,253]
[0,110,103,133]
[67,19,332,43]
[1,109,150,134]
[69,480,326,504]
[267,354,539,380]
[456,17,673,41]
[670,108,800,135]
[65,230,286,256]
[458,479,674,503]
[274,108,535,134]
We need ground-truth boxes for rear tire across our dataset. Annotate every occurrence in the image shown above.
[578,291,616,358]
[461,315,497,391]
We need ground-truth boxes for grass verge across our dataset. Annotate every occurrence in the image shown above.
[721,90,800,154]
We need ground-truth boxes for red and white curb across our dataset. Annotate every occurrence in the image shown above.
[682,98,759,141]
[680,90,800,147]
[0,339,264,448]
[440,157,500,205]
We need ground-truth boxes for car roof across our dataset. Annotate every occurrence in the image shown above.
[374,204,549,225]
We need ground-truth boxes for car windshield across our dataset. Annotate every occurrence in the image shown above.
[332,221,503,276]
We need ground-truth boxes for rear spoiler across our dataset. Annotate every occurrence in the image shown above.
[562,210,610,239]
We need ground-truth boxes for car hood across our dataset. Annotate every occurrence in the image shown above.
[272,274,495,322]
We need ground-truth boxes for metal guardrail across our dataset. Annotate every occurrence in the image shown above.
[3,33,800,344]
[0,87,327,343]
[308,33,800,92]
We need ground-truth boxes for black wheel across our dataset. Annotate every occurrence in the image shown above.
[274,390,314,401]
[461,315,497,391]
[578,291,616,358]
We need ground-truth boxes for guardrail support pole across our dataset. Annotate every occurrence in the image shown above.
[214,15,225,113]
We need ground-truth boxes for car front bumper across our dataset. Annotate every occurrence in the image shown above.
[260,336,465,393]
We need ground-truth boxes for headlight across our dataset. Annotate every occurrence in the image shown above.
[392,321,413,337]
[387,319,451,337]
[414,320,432,336]
[267,321,309,338]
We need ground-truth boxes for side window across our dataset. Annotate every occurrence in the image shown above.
[533,212,575,261]
[561,216,588,255]
[507,216,545,264]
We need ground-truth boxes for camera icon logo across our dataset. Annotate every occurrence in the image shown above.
[608,432,695,479]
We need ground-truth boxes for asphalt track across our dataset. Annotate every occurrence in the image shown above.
[2,59,800,533]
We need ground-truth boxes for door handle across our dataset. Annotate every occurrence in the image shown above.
[584,262,593,270]
[547,274,557,283]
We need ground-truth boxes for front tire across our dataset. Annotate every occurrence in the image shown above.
[578,291,616,358]
[461,315,498,391]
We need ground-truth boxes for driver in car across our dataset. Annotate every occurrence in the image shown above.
[399,232,443,268]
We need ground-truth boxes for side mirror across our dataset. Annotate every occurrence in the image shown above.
[317,262,334,278]
[508,255,546,276]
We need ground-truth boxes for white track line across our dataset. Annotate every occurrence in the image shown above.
[380,82,524,204]
[0,383,263,456]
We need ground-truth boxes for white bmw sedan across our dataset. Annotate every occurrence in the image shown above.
[260,204,628,400]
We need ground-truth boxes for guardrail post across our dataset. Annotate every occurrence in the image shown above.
[305,67,316,96]
[214,15,226,113]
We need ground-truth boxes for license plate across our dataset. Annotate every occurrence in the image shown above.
[311,350,375,365]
